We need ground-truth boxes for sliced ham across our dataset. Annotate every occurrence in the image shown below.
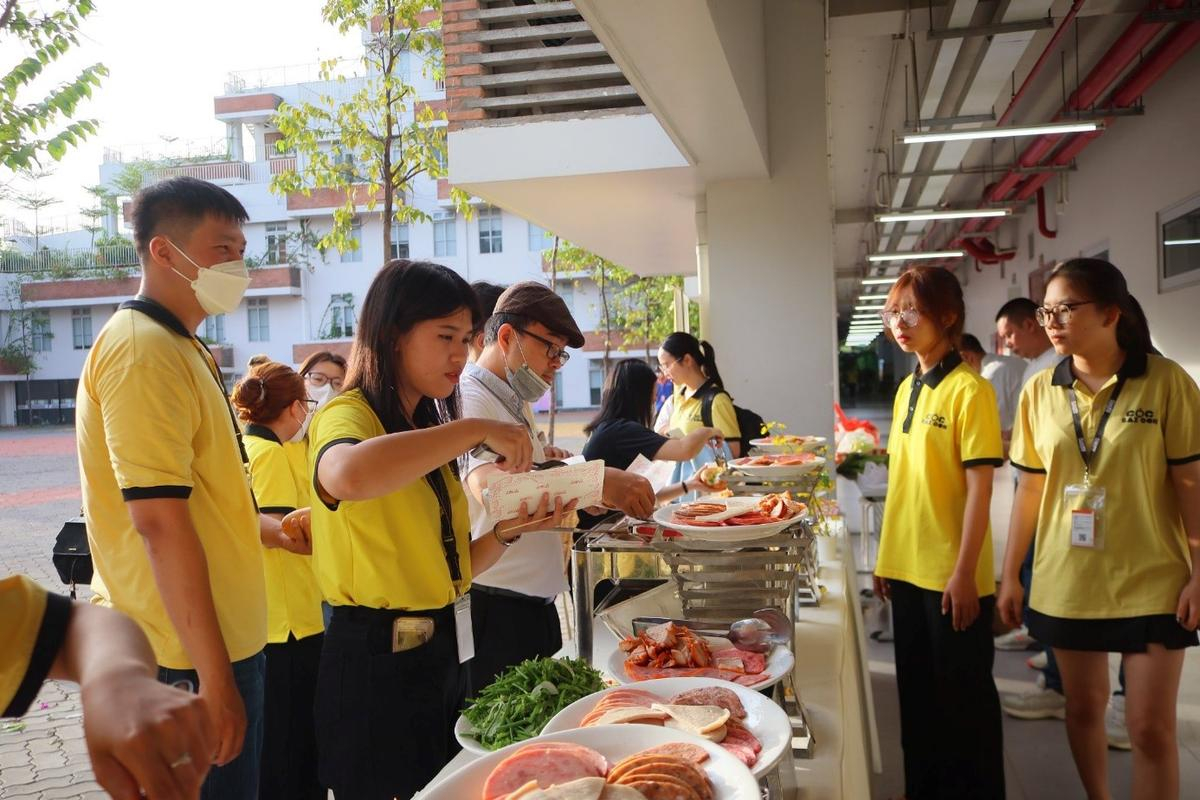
[482,744,606,800]
[637,742,709,764]
[668,687,747,720]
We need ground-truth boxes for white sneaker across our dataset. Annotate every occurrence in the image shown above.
[1001,684,1066,720]
[1026,650,1048,670]
[994,625,1039,651]
[1106,695,1132,750]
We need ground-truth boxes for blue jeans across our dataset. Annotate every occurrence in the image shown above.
[158,651,266,800]
[1020,534,1065,693]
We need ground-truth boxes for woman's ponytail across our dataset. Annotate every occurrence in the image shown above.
[698,339,724,388]
[1121,294,1160,356]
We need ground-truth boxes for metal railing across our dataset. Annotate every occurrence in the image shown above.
[224,59,362,95]
[141,157,297,187]
[0,244,140,276]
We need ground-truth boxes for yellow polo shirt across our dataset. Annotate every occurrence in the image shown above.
[1,576,72,718]
[244,428,324,644]
[1011,352,1200,619]
[669,381,741,439]
[876,353,1004,596]
[308,390,472,610]
[76,299,266,669]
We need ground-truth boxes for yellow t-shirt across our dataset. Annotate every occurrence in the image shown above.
[76,300,266,669]
[876,354,1004,596]
[308,390,473,610]
[669,381,741,440]
[1010,352,1200,619]
[245,428,325,644]
[1,576,71,718]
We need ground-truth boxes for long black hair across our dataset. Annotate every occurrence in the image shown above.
[1050,258,1160,356]
[344,259,482,434]
[661,331,725,388]
[584,359,658,435]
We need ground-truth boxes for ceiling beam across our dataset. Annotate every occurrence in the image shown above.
[926,17,1054,40]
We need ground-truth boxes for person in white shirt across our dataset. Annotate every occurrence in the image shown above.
[960,334,1025,435]
[461,282,655,694]
[997,297,1060,389]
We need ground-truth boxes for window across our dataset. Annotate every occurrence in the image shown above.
[478,206,503,254]
[31,313,51,353]
[265,222,288,264]
[72,307,93,350]
[1159,192,1200,292]
[556,281,575,314]
[553,371,564,409]
[328,294,355,338]
[390,222,410,259]
[528,222,552,252]
[248,298,270,342]
[588,361,606,406]
[333,151,358,181]
[434,212,457,257]
[341,219,362,263]
[203,314,226,343]
[433,131,448,173]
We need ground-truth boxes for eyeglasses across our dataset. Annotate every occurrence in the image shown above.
[879,308,920,329]
[1035,301,1094,328]
[518,328,571,364]
[305,371,343,390]
[657,357,677,375]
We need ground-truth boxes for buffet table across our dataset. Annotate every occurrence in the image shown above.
[418,528,877,799]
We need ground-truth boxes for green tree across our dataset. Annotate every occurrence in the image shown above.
[80,182,115,250]
[11,167,59,252]
[1,0,107,169]
[271,0,470,258]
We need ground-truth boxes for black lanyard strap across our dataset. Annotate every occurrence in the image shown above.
[424,467,463,593]
[1067,377,1126,478]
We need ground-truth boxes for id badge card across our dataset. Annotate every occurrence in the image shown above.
[454,594,475,664]
[1064,483,1106,549]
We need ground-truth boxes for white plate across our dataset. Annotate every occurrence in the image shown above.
[419,725,759,799]
[453,713,491,756]
[749,436,826,454]
[731,455,826,480]
[540,677,791,778]
[651,503,797,542]
[606,635,795,693]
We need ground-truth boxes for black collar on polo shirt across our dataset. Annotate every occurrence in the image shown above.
[1051,349,1148,388]
[244,423,281,444]
[120,295,191,338]
[912,350,963,389]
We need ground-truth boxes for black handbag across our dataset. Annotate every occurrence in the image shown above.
[52,517,92,599]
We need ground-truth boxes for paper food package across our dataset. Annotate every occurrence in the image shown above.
[626,453,676,494]
[483,459,605,520]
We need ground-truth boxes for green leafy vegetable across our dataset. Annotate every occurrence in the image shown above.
[461,657,605,750]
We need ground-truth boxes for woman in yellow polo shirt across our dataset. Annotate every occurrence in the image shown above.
[872,266,1005,799]
[999,258,1200,800]
[231,361,324,800]
[308,259,568,800]
[657,332,740,489]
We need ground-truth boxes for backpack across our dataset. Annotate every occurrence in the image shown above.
[699,385,766,451]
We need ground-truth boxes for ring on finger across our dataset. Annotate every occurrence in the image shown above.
[169,752,193,769]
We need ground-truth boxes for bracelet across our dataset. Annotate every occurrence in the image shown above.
[679,480,689,494]
[493,526,517,547]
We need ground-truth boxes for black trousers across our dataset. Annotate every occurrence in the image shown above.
[468,586,562,697]
[315,605,469,800]
[890,580,1005,800]
[259,632,323,800]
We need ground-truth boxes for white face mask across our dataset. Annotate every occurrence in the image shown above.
[505,335,550,403]
[287,402,312,444]
[308,382,335,409]
[167,239,251,315]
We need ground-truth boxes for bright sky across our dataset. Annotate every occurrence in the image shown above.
[1,0,361,233]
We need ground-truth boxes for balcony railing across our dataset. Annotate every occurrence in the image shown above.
[444,0,644,126]
[141,157,297,188]
[224,59,361,95]
[1,244,140,275]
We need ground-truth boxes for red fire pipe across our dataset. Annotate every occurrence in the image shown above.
[997,0,1088,127]
[962,238,1015,262]
[1036,186,1057,238]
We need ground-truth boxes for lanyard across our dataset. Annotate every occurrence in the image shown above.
[1066,377,1126,485]
[424,466,463,596]
[472,371,535,437]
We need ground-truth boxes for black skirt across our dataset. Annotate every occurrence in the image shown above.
[1027,609,1199,652]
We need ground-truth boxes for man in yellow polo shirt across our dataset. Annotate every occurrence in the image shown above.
[75,176,267,799]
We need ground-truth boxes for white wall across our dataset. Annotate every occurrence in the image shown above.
[960,47,1200,381]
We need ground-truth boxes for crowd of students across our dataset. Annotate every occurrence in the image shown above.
[874,263,1200,800]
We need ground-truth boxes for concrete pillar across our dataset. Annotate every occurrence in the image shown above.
[700,0,837,440]
[226,122,244,162]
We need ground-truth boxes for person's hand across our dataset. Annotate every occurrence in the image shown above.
[872,574,891,601]
[481,420,533,473]
[274,528,312,555]
[198,670,246,767]
[1176,576,1200,631]
[495,493,579,542]
[997,576,1025,630]
[702,427,725,448]
[942,570,980,632]
[82,665,215,799]
[602,468,655,520]
[543,445,573,461]
[280,508,312,550]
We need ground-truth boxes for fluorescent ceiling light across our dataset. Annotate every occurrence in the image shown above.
[877,206,1011,223]
[902,120,1101,145]
[855,304,888,311]
[857,296,886,303]
[868,249,967,261]
[861,277,899,285]
[1164,239,1200,246]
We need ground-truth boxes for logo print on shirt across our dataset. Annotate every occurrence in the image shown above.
[921,413,948,430]
[1122,408,1158,424]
